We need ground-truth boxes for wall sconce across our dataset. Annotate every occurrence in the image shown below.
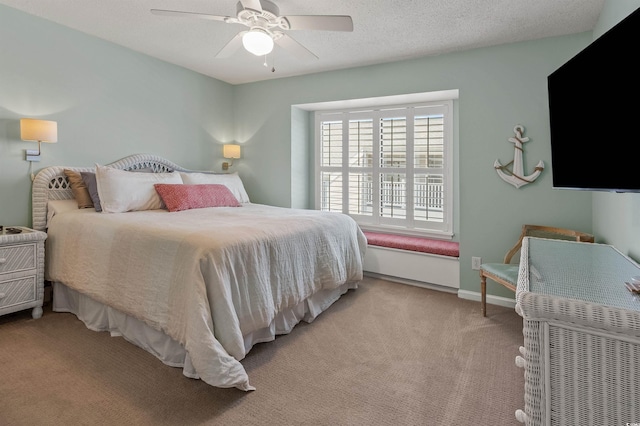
[222,144,241,171]
[20,118,58,162]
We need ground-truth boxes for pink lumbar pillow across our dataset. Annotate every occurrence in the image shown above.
[154,184,241,212]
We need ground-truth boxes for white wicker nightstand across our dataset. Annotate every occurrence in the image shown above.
[0,226,47,319]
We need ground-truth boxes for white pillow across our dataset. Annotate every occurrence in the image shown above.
[95,164,183,213]
[179,172,250,203]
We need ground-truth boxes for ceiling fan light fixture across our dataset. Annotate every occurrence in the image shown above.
[242,29,274,56]
[152,2,354,61]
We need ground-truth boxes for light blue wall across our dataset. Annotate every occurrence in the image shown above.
[233,35,594,297]
[0,5,235,226]
[591,0,640,261]
[5,2,626,300]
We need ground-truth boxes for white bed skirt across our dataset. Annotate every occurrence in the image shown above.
[52,281,357,381]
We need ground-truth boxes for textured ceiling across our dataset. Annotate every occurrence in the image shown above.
[0,0,605,85]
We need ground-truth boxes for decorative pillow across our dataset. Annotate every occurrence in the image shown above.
[64,169,94,209]
[154,184,241,212]
[80,171,102,212]
[179,172,250,203]
[95,164,183,213]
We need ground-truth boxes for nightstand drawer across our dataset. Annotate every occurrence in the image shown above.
[0,244,36,274]
[0,228,46,319]
[0,276,37,309]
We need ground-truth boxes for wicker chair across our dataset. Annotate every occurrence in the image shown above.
[479,224,594,317]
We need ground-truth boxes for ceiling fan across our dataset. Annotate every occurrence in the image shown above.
[151,0,353,60]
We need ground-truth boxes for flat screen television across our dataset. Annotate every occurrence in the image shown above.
[548,7,640,192]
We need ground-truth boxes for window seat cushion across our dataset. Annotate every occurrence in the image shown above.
[363,231,459,258]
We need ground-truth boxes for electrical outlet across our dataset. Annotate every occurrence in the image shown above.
[472,256,482,270]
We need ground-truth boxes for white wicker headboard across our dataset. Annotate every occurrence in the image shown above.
[31,153,194,231]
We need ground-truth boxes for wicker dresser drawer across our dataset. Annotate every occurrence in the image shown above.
[0,228,47,319]
[0,276,37,310]
[0,243,36,274]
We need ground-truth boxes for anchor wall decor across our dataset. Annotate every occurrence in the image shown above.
[494,125,544,189]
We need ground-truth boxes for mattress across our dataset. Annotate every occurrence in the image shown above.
[46,201,366,390]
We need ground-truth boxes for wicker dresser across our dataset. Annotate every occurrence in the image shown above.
[514,237,640,425]
[0,227,47,319]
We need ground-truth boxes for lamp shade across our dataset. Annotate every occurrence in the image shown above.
[20,118,58,143]
[242,30,274,56]
[223,144,241,159]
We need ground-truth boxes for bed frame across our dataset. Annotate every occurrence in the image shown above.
[31,154,193,231]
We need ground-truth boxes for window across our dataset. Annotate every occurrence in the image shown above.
[315,100,453,237]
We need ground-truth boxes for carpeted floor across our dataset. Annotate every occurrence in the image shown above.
[0,277,524,425]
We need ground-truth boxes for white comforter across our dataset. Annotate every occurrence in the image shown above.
[46,203,366,391]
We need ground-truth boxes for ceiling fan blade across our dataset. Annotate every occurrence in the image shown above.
[274,34,318,60]
[239,0,263,12]
[215,32,246,58]
[150,9,230,22]
[284,15,353,32]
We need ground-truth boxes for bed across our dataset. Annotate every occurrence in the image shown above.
[32,154,366,391]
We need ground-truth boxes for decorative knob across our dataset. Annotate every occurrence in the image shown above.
[515,355,526,368]
[515,409,528,423]
[0,258,6,264]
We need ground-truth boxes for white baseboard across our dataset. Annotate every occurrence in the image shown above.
[364,272,458,294]
[457,289,516,309]
[363,246,515,311]
[367,273,517,311]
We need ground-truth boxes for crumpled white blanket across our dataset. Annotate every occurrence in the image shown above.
[46,203,366,390]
